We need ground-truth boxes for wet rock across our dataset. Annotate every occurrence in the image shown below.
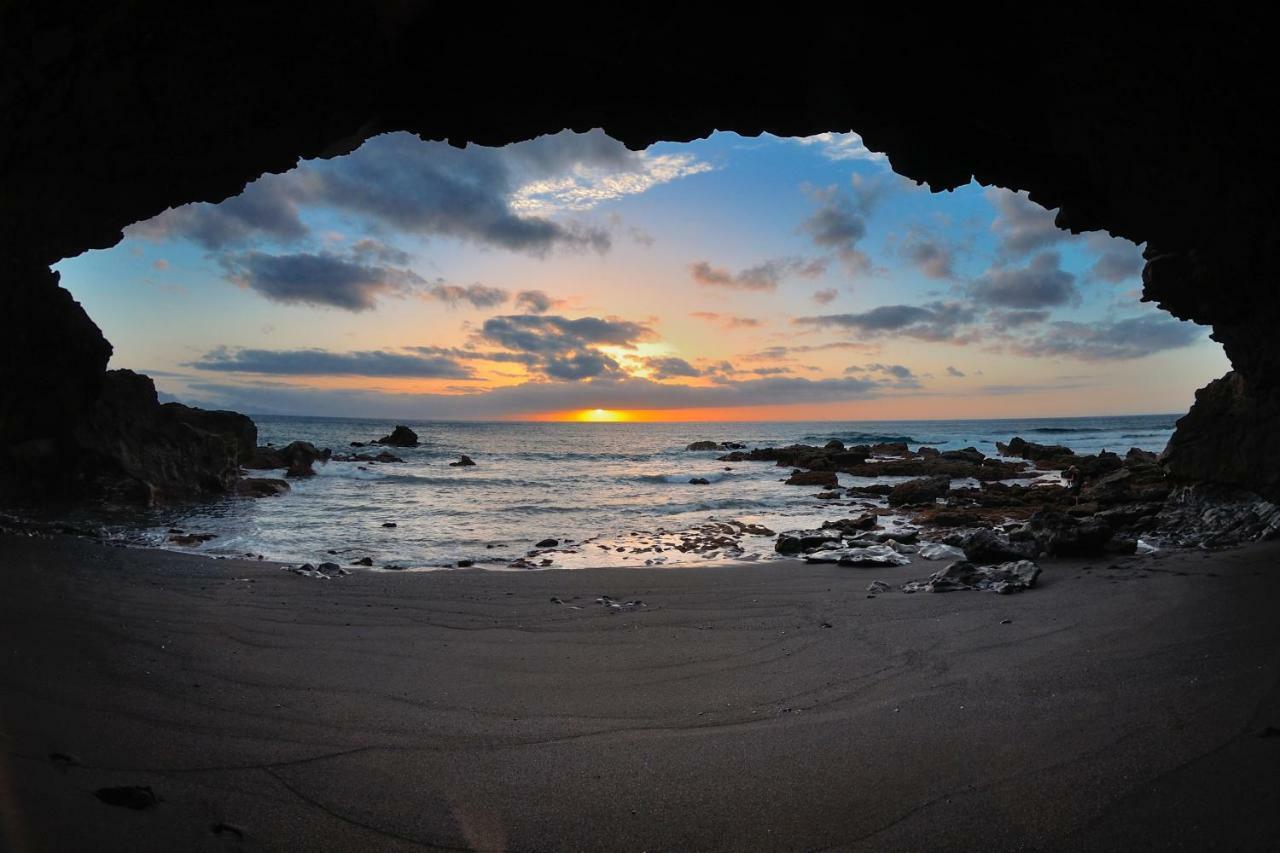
[902,559,1041,594]
[815,490,842,499]
[457,559,474,567]
[285,458,315,478]
[785,469,838,487]
[952,528,1035,563]
[918,542,967,561]
[689,477,710,485]
[823,439,846,452]
[869,441,912,457]
[997,436,1075,466]
[804,544,911,567]
[449,454,476,467]
[351,556,374,566]
[775,529,841,554]
[687,441,718,451]
[1143,484,1280,547]
[846,484,894,497]
[535,538,559,548]
[888,475,951,507]
[867,580,891,594]
[375,425,419,447]
[822,514,878,533]
[940,447,984,464]
[381,522,397,528]
[917,446,941,458]
[247,440,325,472]
[350,441,366,447]
[1015,510,1114,556]
[235,477,290,497]
[168,532,214,546]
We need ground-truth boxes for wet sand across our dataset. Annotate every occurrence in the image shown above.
[2,533,1279,852]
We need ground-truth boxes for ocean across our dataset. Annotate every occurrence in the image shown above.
[88,413,1179,570]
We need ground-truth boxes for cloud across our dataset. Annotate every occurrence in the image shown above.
[1010,314,1205,361]
[1083,232,1144,283]
[989,309,1051,330]
[790,132,888,163]
[801,174,889,274]
[186,346,474,378]
[898,226,955,279]
[689,311,764,329]
[946,365,966,377]
[642,356,702,379]
[795,301,978,342]
[812,288,839,305]
[741,341,880,362]
[424,282,510,309]
[513,289,565,314]
[476,313,656,380]
[986,188,1065,258]
[179,373,915,419]
[689,256,827,291]
[126,173,308,250]
[217,250,424,311]
[128,130,710,258]
[969,251,1077,309]
[844,362,920,386]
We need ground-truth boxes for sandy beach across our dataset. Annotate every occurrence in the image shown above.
[2,533,1279,851]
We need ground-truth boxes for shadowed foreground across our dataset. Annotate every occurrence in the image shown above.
[2,535,1279,851]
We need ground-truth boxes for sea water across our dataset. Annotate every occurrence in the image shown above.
[107,414,1176,569]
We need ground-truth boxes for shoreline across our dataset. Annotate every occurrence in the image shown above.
[4,532,1280,851]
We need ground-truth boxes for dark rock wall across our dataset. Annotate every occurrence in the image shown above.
[1,7,1276,499]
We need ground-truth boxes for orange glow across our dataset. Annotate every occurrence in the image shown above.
[575,408,627,422]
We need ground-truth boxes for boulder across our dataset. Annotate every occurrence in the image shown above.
[953,527,1036,563]
[823,439,846,452]
[785,469,838,487]
[235,477,290,497]
[687,441,719,451]
[996,436,1075,465]
[888,475,951,506]
[822,514,879,533]
[689,477,710,485]
[804,544,911,567]
[450,454,476,467]
[902,559,1041,594]
[375,425,419,447]
[535,538,559,548]
[940,447,984,464]
[1015,510,1113,556]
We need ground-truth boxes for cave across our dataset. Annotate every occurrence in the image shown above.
[2,8,1278,850]
[2,8,1275,505]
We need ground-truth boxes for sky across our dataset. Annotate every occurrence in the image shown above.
[54,130,1229,422]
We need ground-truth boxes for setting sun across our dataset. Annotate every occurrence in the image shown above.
[578,408,626,422]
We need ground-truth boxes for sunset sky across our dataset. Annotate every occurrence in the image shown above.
[55,130,1229,422]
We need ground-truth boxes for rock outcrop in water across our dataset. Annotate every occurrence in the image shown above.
[374,426,419,447]
[4,368,256,505]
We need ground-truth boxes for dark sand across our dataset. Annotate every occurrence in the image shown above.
[2,534,1279,852]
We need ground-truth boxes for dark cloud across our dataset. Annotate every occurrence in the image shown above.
[128,130,659,256]
[946,365,966,377]
[689,256,826,291]
[186,346,474,378]
[126,174,307,250]
[642,356,701,379]
[1083,232,1145,283]
[514,289,564,314]
[476,314,655,381]
[986,188,1065,258]
[843,362,920,386]
[217,250,424,311]
[741,341,880,362]
[969,252,1077,309]
[1010,314,1205,361]
[989,309,1051,330]
[425,282,510,309]
[800,174,888,274]
[898,226,955,279]
[812,288,838,305]
[795,301,978,342]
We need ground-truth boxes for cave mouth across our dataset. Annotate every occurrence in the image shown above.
[10,126,1242,567]
[53,127,1226,427]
